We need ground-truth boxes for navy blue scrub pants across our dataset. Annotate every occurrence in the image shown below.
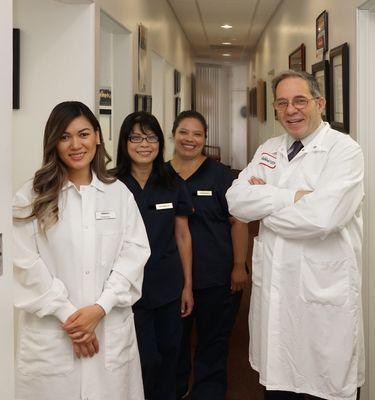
[176,285,241,400]
[133,299,182,400]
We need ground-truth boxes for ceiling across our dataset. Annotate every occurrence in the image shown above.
[167,0,282,62]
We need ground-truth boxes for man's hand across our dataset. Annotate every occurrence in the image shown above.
[72,332,99,358]
[181,286,194,318]
[249,176,266,185]
[294,190,312,203]
[63,304,105,344]
[231,263,248,292]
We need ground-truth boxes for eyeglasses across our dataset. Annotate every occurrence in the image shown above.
[273,96,319,111]
[128,135,159,143]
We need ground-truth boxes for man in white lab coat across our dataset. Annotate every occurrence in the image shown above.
[226,70,364,400]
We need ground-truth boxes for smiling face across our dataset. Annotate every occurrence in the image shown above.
[127,123,159,167]
[56,115,99,178]
[173,117,206,160]
[275,77,325,139]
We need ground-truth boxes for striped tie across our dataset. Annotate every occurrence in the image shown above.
[288,140,304,161]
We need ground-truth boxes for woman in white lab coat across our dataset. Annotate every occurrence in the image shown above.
[13,101,150,400]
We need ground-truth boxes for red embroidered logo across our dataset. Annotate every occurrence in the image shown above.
[259,152,276,169]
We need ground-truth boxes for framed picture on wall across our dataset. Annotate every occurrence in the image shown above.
[138,23,148,93]
[174,70,181,95]
[249,87,257,116]
[134,94,144,112]
[257,80,266,123]
[312,60,330,121]
[191,74,196,110]
[143,95,152,113]
[329,42,349,133]
[289,44,306,71]
[175,97,181,118]
[316,10,328,54]
[13,28,20,109]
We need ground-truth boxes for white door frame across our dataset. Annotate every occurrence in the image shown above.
[0,0,15,399]
[357,3,375,400]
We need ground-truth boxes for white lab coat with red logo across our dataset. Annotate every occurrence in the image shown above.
[226,123,364,400]
[13,174,150,400]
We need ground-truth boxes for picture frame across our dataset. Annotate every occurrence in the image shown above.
[316,10,328,53]
[174,69,181,95]
[143,95,152,114]
[329,43,349,133]
[13,28,20,109]
[288,43,306,72]
[99,87,112,115]
[134,94,144,112]
[175,97,181,118]
[311,60,330,122]
[257,80,266,123]
[191,74,196,110]
[249,87,257,116]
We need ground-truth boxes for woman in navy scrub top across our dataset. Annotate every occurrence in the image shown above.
[169,110,249,400]
[115,112,194,400]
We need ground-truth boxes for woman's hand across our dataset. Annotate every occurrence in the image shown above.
[181,286,194,317]
[72,332,99,358]
[230,263,248,292]
[63,304,105,344]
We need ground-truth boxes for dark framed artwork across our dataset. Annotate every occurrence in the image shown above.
[312,60,330,121]
[249,87,257,116]
[143,95,152,113]
[289,44,306,71]
[175,97,181,118]
[174,69,181,95]
[329,43,349,133]
[191,74,196,110]
[13,28,20,109]
[257,80,266,123]
[134,94,144,112]
[316,10,328,53]
[99,87,112,115]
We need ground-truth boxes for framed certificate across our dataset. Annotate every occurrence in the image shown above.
[312,60,330,122]
[329,43,349,133]
[289,43,306,72]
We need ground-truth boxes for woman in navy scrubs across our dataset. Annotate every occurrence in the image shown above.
[169,110,249,400]
[115,112,194,400]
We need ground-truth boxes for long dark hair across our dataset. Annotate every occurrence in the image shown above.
[16,101,114,233]
[115,111,173,188]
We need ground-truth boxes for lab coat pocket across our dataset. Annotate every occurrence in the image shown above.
[17,328,74,376]
[300,255,349,306]
[251,237,263,287]
[105,313,136,371]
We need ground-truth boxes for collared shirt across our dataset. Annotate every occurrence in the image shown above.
[121,170,193,309]
[168,158,234,289]
[286,120,324,151]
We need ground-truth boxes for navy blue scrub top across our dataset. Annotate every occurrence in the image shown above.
[120,170,193,309]
[167,158,234,289]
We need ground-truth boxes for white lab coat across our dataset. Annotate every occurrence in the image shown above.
[226,122,364,400]
[13,174,151,400]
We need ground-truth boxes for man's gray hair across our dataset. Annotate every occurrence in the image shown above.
[272,70,322,99]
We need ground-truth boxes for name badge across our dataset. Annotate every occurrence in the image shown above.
[197,190,212,196]
[96,211,116,220]
[259,152,276,169]
[155,202,173,210]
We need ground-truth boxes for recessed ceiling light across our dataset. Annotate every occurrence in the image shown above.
[222,42,232,45]
[222,53,231,57]
[221,24,232,29]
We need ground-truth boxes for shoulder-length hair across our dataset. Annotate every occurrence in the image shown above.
[18,101,114,233]
[115,111,172,188]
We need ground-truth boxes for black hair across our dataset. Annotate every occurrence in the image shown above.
[172,110,208,138]
[115,111,173,188]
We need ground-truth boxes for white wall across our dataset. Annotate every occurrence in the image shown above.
[13,0,96,191]
[151,51,165,130]
[98,0,194,95]
[0,0,15,399]
[248,0,365,156]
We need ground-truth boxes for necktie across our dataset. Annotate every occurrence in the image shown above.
[288,140,304,161]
